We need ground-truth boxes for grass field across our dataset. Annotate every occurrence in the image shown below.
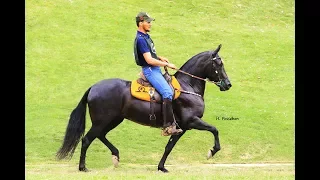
[26,0,295,179]
[26,163,294,180]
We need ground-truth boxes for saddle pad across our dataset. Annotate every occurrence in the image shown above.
[131,76,181,102]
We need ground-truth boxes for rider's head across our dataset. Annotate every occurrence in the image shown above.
[135,12,155,27]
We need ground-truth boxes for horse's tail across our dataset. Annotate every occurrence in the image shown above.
[56,87,91,160]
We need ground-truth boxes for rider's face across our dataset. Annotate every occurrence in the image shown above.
[142,21,152,32]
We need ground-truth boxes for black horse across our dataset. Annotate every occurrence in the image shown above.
[56,44,232,173]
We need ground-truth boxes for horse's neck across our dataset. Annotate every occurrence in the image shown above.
[175,52,212,96]
[175,65,206,96]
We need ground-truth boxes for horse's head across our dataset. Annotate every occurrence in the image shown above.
[207,44,232,91]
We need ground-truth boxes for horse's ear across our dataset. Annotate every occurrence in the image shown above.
[214,44,222,53]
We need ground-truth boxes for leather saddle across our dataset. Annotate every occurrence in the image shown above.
[130,72,181,103]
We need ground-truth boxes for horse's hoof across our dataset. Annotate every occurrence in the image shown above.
[79,167,89,172]
[158,167,169,173]
[112,155,119,167]
[207,149,213,159]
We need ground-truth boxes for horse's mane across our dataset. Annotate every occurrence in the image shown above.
[174,50,212,76]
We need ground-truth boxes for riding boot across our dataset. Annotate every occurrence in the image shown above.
[161,98,183,136]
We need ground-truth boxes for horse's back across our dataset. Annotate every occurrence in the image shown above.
[88,78,131,105]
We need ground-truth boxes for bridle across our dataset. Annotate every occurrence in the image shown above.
[165,56,223,87]
[163,55,226,97]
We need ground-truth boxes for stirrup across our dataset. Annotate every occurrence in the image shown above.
[161,125,183,136]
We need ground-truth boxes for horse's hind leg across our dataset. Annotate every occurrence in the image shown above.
[97,116,124,168]
[79,126,101,172]
[78,116,124,171]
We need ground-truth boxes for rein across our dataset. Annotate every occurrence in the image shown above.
[164,66,221,86]
[164,65,221,98]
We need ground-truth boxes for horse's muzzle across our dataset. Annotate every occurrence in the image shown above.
[219,79,232,91]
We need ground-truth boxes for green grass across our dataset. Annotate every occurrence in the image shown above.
[26,163,294,180]
[26,0,294,179]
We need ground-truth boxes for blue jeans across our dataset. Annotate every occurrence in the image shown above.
[142,66,173,100]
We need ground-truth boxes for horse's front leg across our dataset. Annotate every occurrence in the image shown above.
[157,131,186,173]
[188,116,221,159]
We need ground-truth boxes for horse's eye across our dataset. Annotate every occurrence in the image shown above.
[217,59,223,65]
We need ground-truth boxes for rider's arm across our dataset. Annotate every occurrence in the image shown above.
[143,52,168,67]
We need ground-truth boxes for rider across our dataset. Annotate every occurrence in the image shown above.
[133,12,183,136]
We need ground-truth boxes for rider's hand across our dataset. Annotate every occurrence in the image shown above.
[160,57,169,63]
[166,63,177,69]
